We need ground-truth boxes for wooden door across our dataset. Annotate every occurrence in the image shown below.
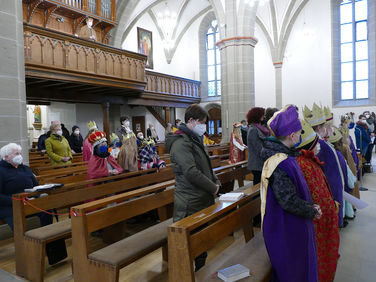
[132,116,145,135]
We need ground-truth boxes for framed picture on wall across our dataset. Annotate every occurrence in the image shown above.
[137,27,153,69]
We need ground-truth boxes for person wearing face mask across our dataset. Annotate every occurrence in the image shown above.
[69,125,83,154]
[147,123,159,143]
[304,104,345,227]
[83,121,98,162]
[260,105,320,282]
[355,114,371,164]
[45,122,73,166]
[296,120,340,282]
[108,133,121,160]
[87,131,123,180]
[117,116,138,172]
[166,104,221,272]
[0,143,53,230]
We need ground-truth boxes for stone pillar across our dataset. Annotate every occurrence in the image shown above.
[274,62,283,108]
[0,0,29,162]
[217,37,258,142]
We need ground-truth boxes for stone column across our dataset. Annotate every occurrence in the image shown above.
[0,0,28,162]
[217,37,258,142]
[274,62,283,108]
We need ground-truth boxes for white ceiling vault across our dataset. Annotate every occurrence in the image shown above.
[112,0,310,65]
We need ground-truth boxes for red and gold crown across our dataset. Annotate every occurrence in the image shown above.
[88,131,107,147]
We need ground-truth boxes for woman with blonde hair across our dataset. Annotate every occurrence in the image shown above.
[45,122,72,166]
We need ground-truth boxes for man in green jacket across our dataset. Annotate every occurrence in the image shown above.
[166,104,220,271]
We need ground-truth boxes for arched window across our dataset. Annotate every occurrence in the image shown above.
[340,0,368,100]
[206,20,221,97]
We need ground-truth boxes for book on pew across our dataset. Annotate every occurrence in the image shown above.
[217,264,250,281]
[219,192,246,202]
[24,183,64,193]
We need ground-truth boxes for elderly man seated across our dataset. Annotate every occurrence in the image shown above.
[0,143,52,230]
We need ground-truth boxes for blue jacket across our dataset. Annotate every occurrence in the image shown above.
[354,123,371,156]
[0,160,38,218]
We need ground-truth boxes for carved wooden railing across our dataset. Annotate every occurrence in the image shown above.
[24,24,147,89]
[145,71,201,99]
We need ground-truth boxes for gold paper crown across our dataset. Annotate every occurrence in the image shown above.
[109,133,119,143]
[303,103,326,127]
[297,119,317,149]
[324,106,333,124]
[87,120,97,131]
[328,126,343,144]
[339,126,349,137]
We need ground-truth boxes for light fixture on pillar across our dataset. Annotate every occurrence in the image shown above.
[157,2,177,51]
[244,0,269,7]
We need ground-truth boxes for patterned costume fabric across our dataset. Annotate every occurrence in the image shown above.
[229,133,245,163]
[297,150,339,282]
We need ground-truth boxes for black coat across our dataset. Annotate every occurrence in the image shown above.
[69,133,83,153]
[0,160,38,218]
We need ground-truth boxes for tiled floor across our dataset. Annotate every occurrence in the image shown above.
[335,168,376,282]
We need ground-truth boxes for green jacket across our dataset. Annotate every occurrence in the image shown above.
[166,124,220,222]
[45,134,73,166]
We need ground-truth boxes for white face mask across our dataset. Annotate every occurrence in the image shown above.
[124,121,130,127]
[12,155,23,165]
[193,122,206,136]
[74,130,80,135]
[361,119,368,124]
[365,114,370,119]
[56,130,63,136]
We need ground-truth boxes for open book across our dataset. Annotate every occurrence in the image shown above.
[217,264,250,282]
[219,192,246,202]
[24,183,64,193]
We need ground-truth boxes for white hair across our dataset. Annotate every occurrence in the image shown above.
[0,143,22,160]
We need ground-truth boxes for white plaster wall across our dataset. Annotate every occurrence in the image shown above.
[47,102,77,134]
[75,104,103,138]
[175,107,186,123]
[120,105,167,141]
[282,0,332,110]
[121,12,203,80]
[254,25,276,108]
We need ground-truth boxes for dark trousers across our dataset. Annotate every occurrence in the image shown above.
[252,170,262,185]
[1,212,53,231]
[365,144,374,163]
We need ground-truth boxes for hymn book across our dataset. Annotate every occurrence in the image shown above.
[219,192,246,202]
[217,264,250,281]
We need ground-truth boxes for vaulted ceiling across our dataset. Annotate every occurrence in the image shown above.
[112,0,310,64]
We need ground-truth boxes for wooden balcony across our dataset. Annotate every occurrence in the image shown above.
[24,24,201,106]
[23,0,117,44]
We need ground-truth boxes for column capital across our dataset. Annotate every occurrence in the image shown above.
[273,61,283,68]
[216,36,258,50]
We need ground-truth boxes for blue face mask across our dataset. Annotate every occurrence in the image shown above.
[115,142,121,147]
[294,135,302,148]
[99,145,108,153]
[348,122,355,129]
[242,125,247,130]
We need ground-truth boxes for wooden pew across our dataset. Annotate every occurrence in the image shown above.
[168,184,271,282]
[12,168,175,282]
[71,186,175,282]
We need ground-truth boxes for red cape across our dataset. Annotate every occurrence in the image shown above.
[87,155,123,180]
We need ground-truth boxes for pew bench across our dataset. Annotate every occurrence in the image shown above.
[71,187,175,282]
[12,168,175,282]
[168,184,269,282]
[195,232,271,282]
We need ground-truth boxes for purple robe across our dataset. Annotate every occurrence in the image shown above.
[317,139,344,227]
[263,156,318,282]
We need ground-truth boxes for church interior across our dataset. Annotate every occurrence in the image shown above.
[0,0,375,281]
